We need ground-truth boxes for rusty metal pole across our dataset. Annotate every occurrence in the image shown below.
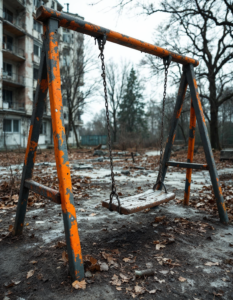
[185,64,228,224]
[157,72,188,187]
[13,45,48,235]
[184,99,196,205]
[44,18,84,280]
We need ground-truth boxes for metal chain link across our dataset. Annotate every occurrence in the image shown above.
[153,55,172,192]
[97,36,121,213]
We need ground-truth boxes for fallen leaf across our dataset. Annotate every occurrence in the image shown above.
[100,262,109,272]
[110,274,121,286]
[56,241,66,248]
[156,244,166,250]
[149,289,156,294]
[204,261,219,266]
[8,225,13,232]
[80,208,86,212]
[119,273,130,283]
[30,260,38,265]
[102,252,116,265]
[134,285,145,294]
[72,280,86,290]
[154,216,166,223]
[154,276,165,283]
[27,270,34,279]
[179,276,187,282]
[61,251,68,263]
[116,287,122,291]
[84,255,100,271]
[123,257,131,262]
[89,213,97,217]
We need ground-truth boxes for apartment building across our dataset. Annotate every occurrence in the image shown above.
[0,0,84,149]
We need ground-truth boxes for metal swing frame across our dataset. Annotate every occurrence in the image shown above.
[13,6,229,282]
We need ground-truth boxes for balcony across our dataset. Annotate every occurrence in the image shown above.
[3,44,25,62]
[9,0,26,10]
[3,19,26,37]
[2,101,25,111]
[2,73,25,88]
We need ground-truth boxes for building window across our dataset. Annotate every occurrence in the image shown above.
[34,0,41,8]
[40,121,47,135]
[3,7,13,23]
[3,89,13,106]
[51,1,55,8]
[3,35,13,51]
[34,43,42,57]
[33,68,39,80]
[3,63,12,76]
[63,33,71,43]
[3,119,19,133]
[33,20,42,33]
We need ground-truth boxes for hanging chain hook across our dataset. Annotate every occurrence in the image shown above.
[153,54,172,193]
[96,34,121,214]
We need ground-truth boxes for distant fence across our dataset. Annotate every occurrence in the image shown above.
[81,135,107,146]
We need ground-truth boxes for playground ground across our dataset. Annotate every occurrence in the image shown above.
[0,148,233,300]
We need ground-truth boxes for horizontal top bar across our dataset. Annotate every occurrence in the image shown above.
[36,6,199,67]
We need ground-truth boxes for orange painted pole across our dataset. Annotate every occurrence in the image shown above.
[36,6,199,67]
[184,99,196,205]
[44,18,84,281]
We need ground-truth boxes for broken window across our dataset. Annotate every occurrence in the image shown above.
[51,1,55,8]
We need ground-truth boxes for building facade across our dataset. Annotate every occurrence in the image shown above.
[0,0,84,149]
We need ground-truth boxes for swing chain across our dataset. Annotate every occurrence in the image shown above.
[153,55,172,191]
[97,35,121,214]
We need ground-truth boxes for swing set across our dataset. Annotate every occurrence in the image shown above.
[13,6,228,281]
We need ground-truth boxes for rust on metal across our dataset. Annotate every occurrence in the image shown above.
[36,6,199,67]
[184,99,197,205]
[44,18,84,280]
[24,179,61,204]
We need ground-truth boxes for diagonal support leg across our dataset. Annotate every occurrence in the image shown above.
[13,45,48,235]
[157,71,188,187]
[185,64,228,224]
[44,18,84,281]
[184,99,196,205]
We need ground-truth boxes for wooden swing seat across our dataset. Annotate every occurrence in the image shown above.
[102,189,175,215]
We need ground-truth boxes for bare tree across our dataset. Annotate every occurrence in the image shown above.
[105,61,129,142]
[60,35,99,148]
[92,0,233,150]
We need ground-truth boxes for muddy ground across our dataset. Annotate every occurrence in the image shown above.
[0,148,233,300]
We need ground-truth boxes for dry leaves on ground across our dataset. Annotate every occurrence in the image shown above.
[72,280,86,290]
[179,276,187,282]
[61,251,69,263]
[204,261,219,266]
[27,270,34,279]
[110,274,121,286]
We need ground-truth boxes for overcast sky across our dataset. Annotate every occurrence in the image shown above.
[63,1,166,124]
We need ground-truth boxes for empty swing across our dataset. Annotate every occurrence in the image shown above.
[97,36,176,215]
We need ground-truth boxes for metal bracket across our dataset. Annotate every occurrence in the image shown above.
[163,54,172,67]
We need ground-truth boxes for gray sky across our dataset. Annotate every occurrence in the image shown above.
[65,1,165,124]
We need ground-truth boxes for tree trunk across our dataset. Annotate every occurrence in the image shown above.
[210,105,221,150]
[113,110,117,143]
[208,74,221,150]
[71,119,82,148]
